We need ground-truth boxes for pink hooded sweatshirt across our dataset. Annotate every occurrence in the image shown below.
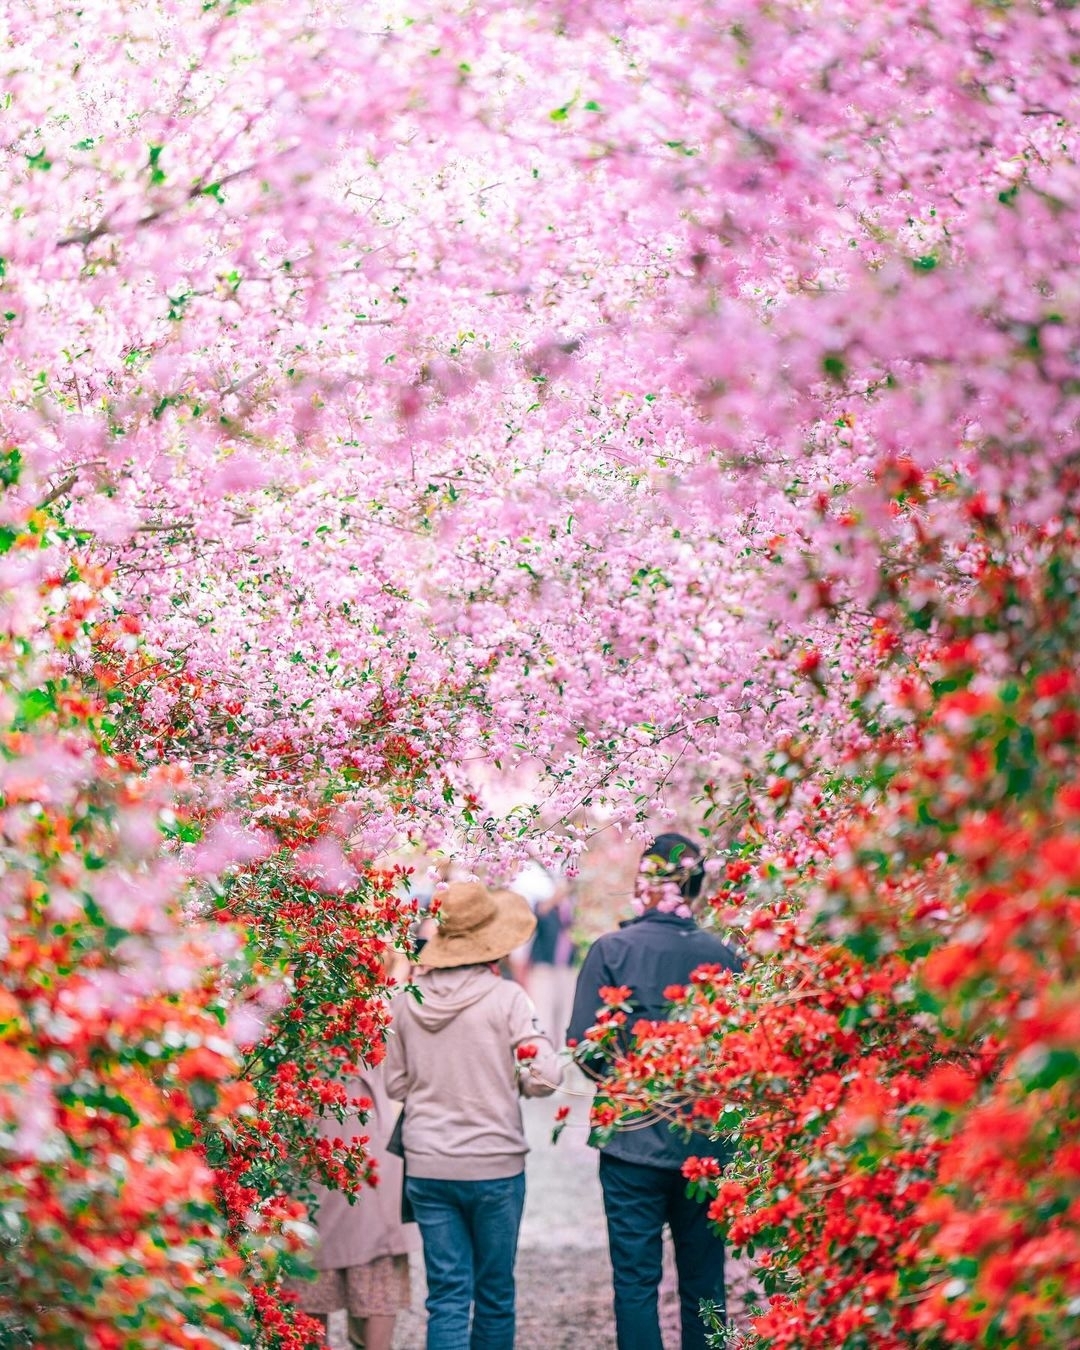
[383,965,563,1181]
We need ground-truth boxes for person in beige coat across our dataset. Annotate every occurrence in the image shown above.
[384,881,563,1350]
[292,1059,419,1350]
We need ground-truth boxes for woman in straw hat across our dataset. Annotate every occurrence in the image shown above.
[384,880,563,1350]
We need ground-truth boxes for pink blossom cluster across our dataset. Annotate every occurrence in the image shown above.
[1,0,1077,862]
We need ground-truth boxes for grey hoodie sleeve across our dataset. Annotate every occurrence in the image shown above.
[508,986,563,1098]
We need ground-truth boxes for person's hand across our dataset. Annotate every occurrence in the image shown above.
[515,1041,539,1090]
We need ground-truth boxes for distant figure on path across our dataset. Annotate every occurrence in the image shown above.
[385,881,563,1350]
[567,833,743,1350]
[515,862,579,1049]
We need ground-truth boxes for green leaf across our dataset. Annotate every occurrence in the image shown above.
[822,353,846,381]
[160,816,204,844]
[61,1084,139,1126]
[842,929,880,962]
[17,687,54,724]
[166,291,192,321]
[1018,1047,1080,1092]
[0,447,22,487]
[147,143,166,186]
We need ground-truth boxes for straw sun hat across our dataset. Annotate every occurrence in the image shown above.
[418,881,536,969]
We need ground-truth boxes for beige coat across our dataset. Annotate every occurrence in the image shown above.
[383,965,563,1181]
[311,1061,419,1271]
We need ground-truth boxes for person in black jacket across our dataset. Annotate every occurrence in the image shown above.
[566,833,743,1350]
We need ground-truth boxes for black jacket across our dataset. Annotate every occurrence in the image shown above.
[566,909,743,1170]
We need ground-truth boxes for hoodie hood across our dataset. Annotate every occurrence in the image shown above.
[411,965,500,1032]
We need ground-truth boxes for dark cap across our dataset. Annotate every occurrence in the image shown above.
[639,833,705,900]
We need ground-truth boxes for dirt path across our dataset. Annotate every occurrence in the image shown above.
[331,1070,682,1348]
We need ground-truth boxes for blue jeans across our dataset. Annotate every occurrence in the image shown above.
[405,1173,526,1350]
[599,1153,725,1350]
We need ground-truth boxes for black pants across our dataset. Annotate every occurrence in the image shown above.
[599,1153,726,1350]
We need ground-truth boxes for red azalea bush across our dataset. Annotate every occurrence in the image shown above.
[0,493,415,1349]
[205,853,416,1349]
[0,504,259,1346]
[591,513,1080,1348]
[89,626,420,1349]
